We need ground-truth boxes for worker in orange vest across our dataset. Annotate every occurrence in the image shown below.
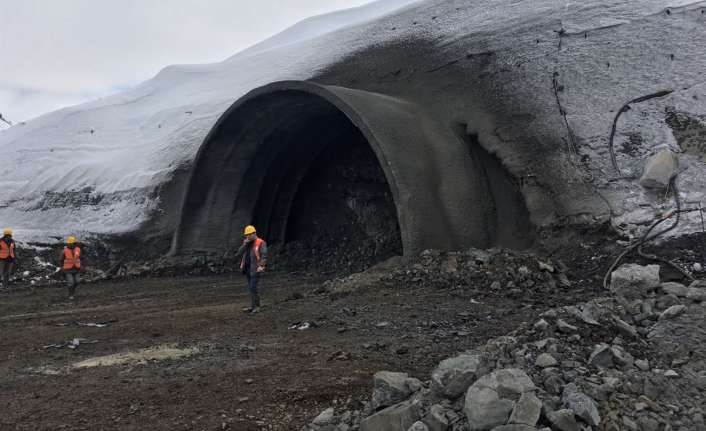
[0,228,16,290]
[235,225,268,313]
[62,236,81,300]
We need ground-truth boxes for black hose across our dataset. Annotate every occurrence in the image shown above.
[607,90,673,175]
[602,177,700,289]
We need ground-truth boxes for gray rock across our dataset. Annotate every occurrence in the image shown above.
[612,317,638,339]
[649,304,706,361]
[535,353,558,368]
[492,369,536,396]
[659,304,686,320]
[635,359,650,371]
[431,353,490,399]
[313,408,336,425]
[690,280,706,288]
[465,387,515,431]
[360,399,421,431]
[509,392,541,426]
[656,294,680,310]
[622,416,638,431]
[464,369,536,431]
[468,248,491,264]
[562,384,601,426]
[686,286,706,302]
[639,149,677,189]
[610,345,634,368]
[538,261,555,273]
[490,425,537,431]
[664,369,679,378]
[661,282,689,297]
[588,344,613,368]
[610,264,661,299]
[424,404,449,431]
[543,374,564,395]
[556,319,577,333]
[546,409,581,431]
[636,416,660,431]
[408,421,429,431]
[372,371,418,410]
[533,319,549,331]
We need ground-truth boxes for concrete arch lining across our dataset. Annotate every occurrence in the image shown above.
[172,80,520,256]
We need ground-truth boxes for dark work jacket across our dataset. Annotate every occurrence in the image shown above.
[235,238,268,276]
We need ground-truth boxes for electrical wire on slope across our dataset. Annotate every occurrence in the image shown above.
[602,176,702,289]
[607,90,673,176]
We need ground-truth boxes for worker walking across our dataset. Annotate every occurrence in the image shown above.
[235,225,268,313]
[0,228,16,290]
[62,236,81,300]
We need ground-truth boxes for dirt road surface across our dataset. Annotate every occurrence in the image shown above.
[0,268,603,431]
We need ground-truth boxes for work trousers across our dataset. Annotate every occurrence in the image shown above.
[66,271,80,296]
[246,273,261,309]
[0,260,13,289]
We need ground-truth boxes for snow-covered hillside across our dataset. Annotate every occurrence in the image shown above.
[1,0,705,250]
[0,0,421,242]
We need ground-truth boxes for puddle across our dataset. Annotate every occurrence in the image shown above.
[72,344,200,368]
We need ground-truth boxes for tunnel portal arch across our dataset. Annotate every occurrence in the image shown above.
[171,80,530,257]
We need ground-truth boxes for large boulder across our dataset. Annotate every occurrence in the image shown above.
[423,405,450,431]
[371,371,421,410]
[562,384,601,427]
[431,352,491,399]
[508,392,541,426]
[639,149,677,189]
[610,264,661,299]
[546,409,581,431]
[360,399,421,431]
[464,369,536,431]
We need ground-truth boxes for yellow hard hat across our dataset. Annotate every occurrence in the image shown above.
[3,228,12,236]
[67,236,77,244]
[243,225,257,236]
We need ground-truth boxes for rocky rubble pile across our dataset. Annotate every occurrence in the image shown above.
[306,263,706,431]
[322,248,579,304]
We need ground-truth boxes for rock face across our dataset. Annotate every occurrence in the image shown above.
[2,0,706,257]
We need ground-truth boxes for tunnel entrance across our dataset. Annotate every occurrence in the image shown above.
[172,80,533,265]
[250,109,402,272]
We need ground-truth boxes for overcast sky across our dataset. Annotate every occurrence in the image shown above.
[0,0,374,125]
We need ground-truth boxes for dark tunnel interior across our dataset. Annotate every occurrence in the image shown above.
[251,110,403,272]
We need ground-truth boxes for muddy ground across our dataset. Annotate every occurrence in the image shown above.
[0,230,702,430]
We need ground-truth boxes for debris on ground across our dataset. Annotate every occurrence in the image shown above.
[305,261,706,431]
[76,320,116,328]
[291,321,320,330]
[43,338,99,350]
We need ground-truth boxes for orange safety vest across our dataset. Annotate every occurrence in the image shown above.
[240,238,265,270]
[63,246,81,271]
[0,240,15,260]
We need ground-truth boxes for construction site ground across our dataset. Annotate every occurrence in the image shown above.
[1,231,702,430]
